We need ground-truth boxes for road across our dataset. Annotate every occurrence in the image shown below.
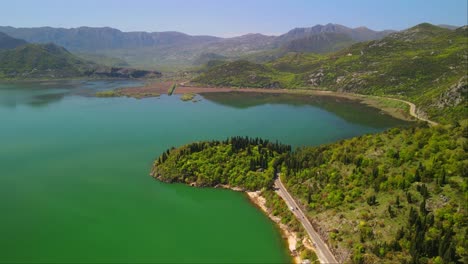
[381,97,439,126]
[275,176,338,264]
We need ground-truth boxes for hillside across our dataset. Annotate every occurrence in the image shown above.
[195,24,468,123]
[0,32,27,50]
[0,24,392,70]
[281,32,355,53]
[0,43,90,78]
[152,137,291,190]
[276,23,394,43]
[193,60,290,88]
[76,52,130,67]
[282,123,467,263]
[152,123,467,263]
[0,43,161,79]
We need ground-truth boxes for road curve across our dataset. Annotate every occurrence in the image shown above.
[275,176,338,264]
[375,96,439,126]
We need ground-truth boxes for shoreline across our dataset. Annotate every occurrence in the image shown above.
[117,81,420,122]
[150,173,312,264]
[246,190,305,264]
[213,185,317,264]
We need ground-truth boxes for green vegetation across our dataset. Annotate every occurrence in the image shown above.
[134,92,160,99]
[193,52,228,66]
[0,32,27,50]
[95,89,160,99]
[0,43,162,80]
[0,43,91,79]
[262,189,318,263]
[281,122,467,263]
[193,60,297,88]
[165,23,467,264]
[76,53,129,67]
[194,24,467,123]
[167,83,177,95]
[152,136,291,190]
[0,23,391,71]
[180,93,196,101]
[153,121,467,263]
[95,90,120,97]
[152,136,318,262]
[282,32,355,54]
[367,97,410,113]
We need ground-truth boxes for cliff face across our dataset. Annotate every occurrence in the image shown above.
[435,76,467,109]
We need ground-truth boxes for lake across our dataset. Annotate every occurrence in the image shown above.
[0,80,409,263]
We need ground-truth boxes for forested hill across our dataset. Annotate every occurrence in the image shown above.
[152,122,467,263]
[194,23,467,123]
[0,23,393,70]
[152,137,291,190]
[0,42,161,79]
[0,32,27,50]
[282,122,467,263]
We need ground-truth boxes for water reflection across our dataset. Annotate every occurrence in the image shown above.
[202,92,412,129]
[0,80,142,108]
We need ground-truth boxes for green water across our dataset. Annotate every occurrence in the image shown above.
[0,81,409,263]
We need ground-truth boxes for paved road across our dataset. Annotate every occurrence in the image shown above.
[275,176,338,264]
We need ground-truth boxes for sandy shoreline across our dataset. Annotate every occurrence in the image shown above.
[161,180,313,263]
[246,191,302,264]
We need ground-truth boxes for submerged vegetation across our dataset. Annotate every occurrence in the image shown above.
[180,93,196,101]
[95,90,120,97]
[152,122,467,263]
[167,83,177,95]
[95,89,159,99]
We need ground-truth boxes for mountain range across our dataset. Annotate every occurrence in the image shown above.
[0,32,161,79]
[0,32,27,50]
[194,23,467,123]
[0,23,396,70]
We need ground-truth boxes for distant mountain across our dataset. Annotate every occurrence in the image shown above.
[0,24,394,70]
[195,23,467,123]
[437,24,459,30]
[0,26,220,51]
[0,32,27,50]
[202,33,277,56]
[276,23,395,43]
[0,42,161,79]
[281,32,355,53]
[76,52,130,67]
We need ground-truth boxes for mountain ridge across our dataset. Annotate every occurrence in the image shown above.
[194,23,468,123]
[0,24,395,69]
[0,32,27,50]
[0,42,161,79]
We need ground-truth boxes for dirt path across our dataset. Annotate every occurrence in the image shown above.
[381,97,439,126]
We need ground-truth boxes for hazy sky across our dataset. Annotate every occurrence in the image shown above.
[1,0,466,36]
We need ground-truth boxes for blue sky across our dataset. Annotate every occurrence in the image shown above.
[1,0,466,36]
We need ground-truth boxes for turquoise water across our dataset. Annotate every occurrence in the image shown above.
[0,81,409,263]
